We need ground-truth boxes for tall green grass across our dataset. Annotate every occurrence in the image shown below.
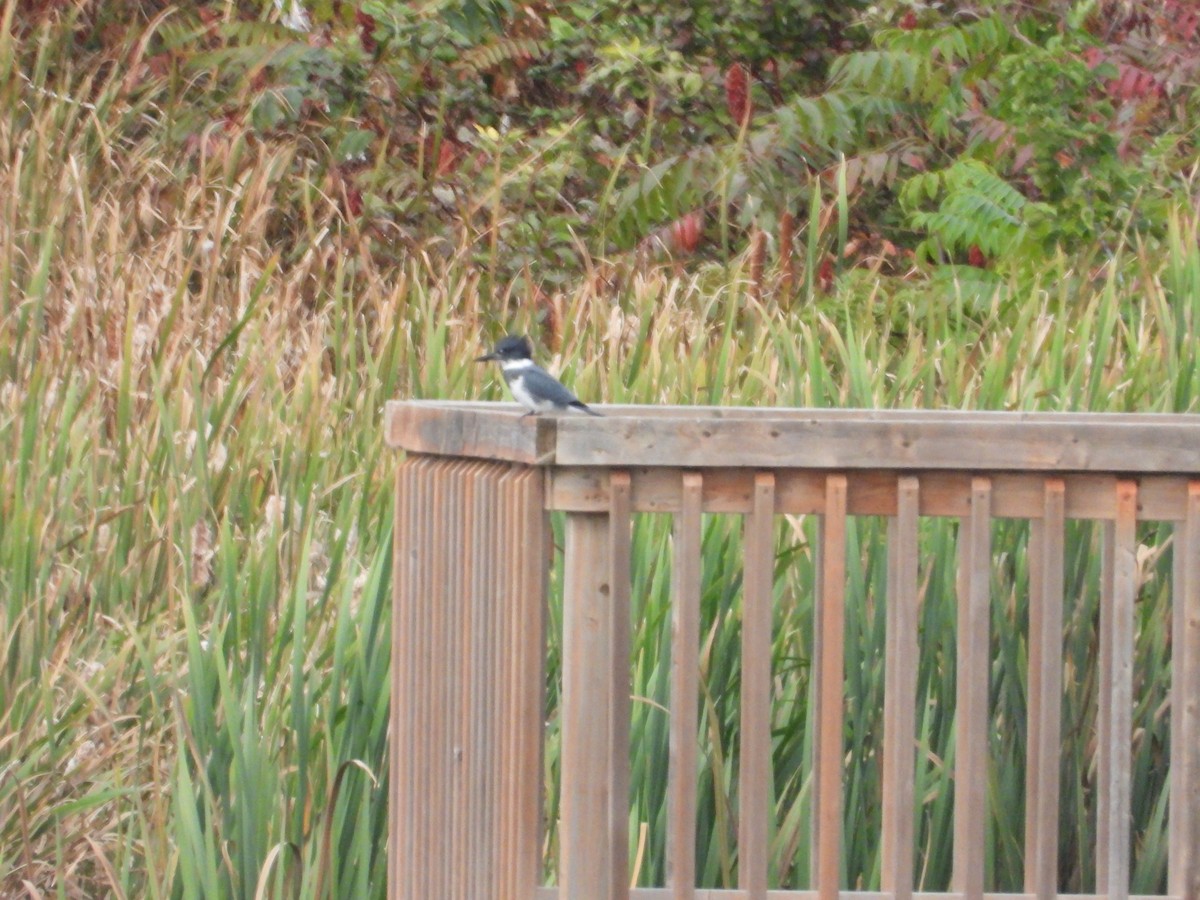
[1,11,1196,895]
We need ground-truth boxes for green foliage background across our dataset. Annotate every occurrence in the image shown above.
[1,0,1198,895]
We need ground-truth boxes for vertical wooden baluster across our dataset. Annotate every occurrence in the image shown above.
[609,472,633,896]
[1170,483,1200,900]
[882,476,919,900]
[813,474,848,900]
[1025,479,1065,900]
[1097,481,1137,900]
[561,500,616,899]
[445,462,467,898]
[953,477,991,900]
[468,463,493,897]
[390,460,411,897]
[414,458,436,897]
[740,473,776,899]
[446,462,464,899]
[668,473,703,900]
[496,465,516,900]
[512,466,548,899]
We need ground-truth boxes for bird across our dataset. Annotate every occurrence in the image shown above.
[476,334,602,417]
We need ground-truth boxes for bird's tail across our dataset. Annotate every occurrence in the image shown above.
[572,401,603,417]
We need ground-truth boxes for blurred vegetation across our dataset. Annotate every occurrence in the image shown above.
[2,0,1199,895]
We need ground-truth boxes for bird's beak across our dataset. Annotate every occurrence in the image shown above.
[475,352,496,363]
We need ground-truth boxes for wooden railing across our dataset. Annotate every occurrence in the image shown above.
[385,401,1200,900]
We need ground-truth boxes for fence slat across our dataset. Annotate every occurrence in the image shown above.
[669,473,704,899]
[510,466,548,898]
[1170,482,1200,899]
[498,465,519,898]
[562,509,617,900]
[389,462,411,894]
[953,477,991,900]
[447,463,467,900]
[882,476,919,900]
[470,463,495,896]
[1024,479,1065,900]
[610,472,633,897]
[813,474,848,900]
[1097,481,1137,900]
[740,472,776,899]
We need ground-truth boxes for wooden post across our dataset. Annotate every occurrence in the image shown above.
[608,473,633,896]
[739,473,775,898]
[560,487,631,900]
[1170,482,1200,900]
[882,476,919,900]
[1097,481,1137,900]
[668,473,704,899]
[391,457,545,900]
[953,477,991,900]
[1024,479,1065,900]
[813,475,848,900]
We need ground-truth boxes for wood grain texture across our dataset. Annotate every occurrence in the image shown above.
[1097,482,1137,900]
[668,473,704,899]
[387,401,557,464]
[882,477,920,900]
[532,890,1178,900]
[388,401,1200,473]
[814,475,848,900]
[561,511,617,900]
[548,468,1193,521]
[388,400,1200,472]
[1169,483,1200,900]
[609,473,633,898]
[1024,480,1065,900]
[953,478,991,900]
[740,474,776,899]
[390,458,546,900]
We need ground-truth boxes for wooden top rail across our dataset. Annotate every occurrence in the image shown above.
[385,401,1200,472]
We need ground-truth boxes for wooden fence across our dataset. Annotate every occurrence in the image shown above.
[386,401,1200,900]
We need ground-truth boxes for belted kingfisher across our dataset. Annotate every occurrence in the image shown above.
[476,334,602,417]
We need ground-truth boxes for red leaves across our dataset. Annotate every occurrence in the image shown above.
[1106,62,1164,101]
[817,255,835,292]
[639,210,705,259]
[356,10,378,55]
[724,63,751,126]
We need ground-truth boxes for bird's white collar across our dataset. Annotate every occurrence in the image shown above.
[499,358,536,372]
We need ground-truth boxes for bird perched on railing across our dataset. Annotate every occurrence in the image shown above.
[476,334,602,418]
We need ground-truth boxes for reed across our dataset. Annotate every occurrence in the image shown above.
[0,16,1194,895]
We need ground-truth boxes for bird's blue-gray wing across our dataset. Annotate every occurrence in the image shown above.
[517,366,580,405]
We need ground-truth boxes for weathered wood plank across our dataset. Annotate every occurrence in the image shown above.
[386,400,557,464]
[388,401,1200,473]
[740,474,776,899]
[510,466,548,899]
[669,473,704,900]
[389,462,411,895]
[497,464,520,899]
[953,478,991,900]
[532,890,1176,900]
[610,473,633,899]
[814,475,848,900]
[471,463,497,897]
[554,416,1200,470]
[1097,482,1137,900]
[1024,479,1065,900]
[1169,482,1200,900]
[548,468,1192,521]
[392,398,1200,425]
[882,476,919,900]
[561,511,617,900]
